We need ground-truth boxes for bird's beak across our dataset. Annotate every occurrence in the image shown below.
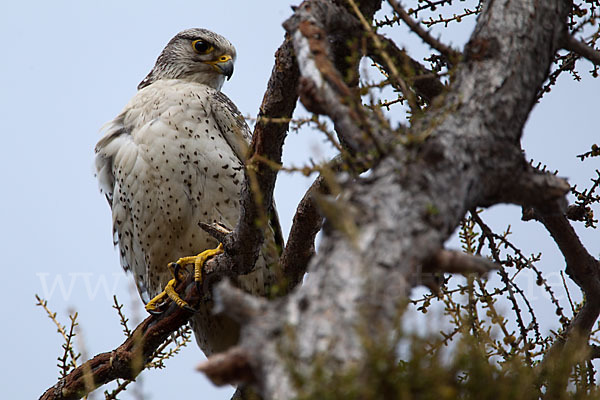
[204,54,234,80]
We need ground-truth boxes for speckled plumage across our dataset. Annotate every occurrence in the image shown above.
[95,29,281,355]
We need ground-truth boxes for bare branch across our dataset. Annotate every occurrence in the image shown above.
[197,347,254,386]
[279,175,328,289]
[531,211,600,333]
[346,0,420,113]
[423,249,498,275]
[522,206,600,300]
[366,34,446,102]
[198,222,232,244]
[563,34,600,65]
[40,275,201,400]
[387,0,460,62]
[520,197,600,380]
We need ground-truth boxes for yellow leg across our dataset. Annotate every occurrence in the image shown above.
[189,243,224,283]
[144,244,224,314]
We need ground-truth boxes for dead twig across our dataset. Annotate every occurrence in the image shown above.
[387,0,460,62]
[366,34,446,103]
[39,274,200,400]
[562,34,600,65]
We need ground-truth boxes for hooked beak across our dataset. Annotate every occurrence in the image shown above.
[204,54,234,80]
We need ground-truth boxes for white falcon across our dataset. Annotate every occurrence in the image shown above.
[95,28,282,355]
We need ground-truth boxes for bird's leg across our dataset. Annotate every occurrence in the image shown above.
[144,244,224,315]
[191,243,224,284]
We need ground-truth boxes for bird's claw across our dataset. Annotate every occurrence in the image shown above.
[144,244,224,315]
[182,304,197,313]
[146,307,165,316]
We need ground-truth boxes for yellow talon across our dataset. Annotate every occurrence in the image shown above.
[164,278,191,309]
[144,244,224,314]
[145,290,168,313]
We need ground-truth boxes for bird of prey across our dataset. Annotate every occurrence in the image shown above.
[95,28,282,355]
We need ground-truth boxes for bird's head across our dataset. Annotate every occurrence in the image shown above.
[138,28,237,91]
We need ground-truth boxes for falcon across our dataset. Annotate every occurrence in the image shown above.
[95,28,282,355]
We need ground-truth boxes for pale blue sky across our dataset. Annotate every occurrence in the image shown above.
[1,1,598,399]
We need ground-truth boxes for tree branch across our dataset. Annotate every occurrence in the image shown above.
[284,0,386,161]
[387,0,460,62]
[207,1,571,398]
[562,34,600,65]
[366,33,446,103]
[40,275,201,400]
[197,346,254,387]
[521,207,600,389]
[347,0,420,113]
[422,250,498,275]
[524,209,600,339]
[279,175,328,289]
[211,37,300,276]
[489,164,570,212]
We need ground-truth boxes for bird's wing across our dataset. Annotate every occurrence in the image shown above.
[95,112,139,279]
[95,121,127,208]
[209,90,285,251]
[209,90,252,161]
[95,119,150,302]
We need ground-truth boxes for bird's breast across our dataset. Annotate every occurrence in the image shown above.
[116,81,246,296]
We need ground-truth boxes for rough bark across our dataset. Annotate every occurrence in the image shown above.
[207,1,572,398]
[279,175,328,289]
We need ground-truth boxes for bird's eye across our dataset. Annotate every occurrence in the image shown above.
[192,40,213,54]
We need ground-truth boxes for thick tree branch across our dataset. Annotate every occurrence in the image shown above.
[284,0,386,161]
[279,175,328,289]
[208,1,572,398]
[211,37,300,276]
[490,165,570,212]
